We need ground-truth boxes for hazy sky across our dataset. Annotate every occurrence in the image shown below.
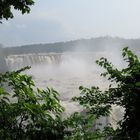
[1,0,140,46]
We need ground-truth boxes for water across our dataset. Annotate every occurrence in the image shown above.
[5,51,124,126]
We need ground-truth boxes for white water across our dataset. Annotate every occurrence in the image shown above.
[6,51,124,126]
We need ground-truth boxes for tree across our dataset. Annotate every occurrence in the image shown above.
[0,66,65,139]
[0,66,105,140]
[73,47,140,140]
[0,0,34,22]
[63,112,104,140]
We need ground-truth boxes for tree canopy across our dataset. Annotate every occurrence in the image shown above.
[0,0,34,22]
[74,47,140,139]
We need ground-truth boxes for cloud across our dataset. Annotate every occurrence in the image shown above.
[1,0,140,46]
[0,16,76,46]
[16,24,27,29]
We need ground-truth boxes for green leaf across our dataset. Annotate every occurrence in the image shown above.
[135,82,140,87]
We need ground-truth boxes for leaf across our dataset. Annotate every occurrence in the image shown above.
[135,82,140,87]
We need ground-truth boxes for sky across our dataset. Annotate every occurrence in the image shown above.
[1,0,140,46]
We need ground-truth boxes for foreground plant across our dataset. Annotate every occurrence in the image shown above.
[73,47,140,140]
[0,66,103,140]
[2,47,140,140]
[0,66,65,140]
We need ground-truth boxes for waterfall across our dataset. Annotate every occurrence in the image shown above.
[4,51,124,128]
[5,53,62,70]
[0,47,8,72]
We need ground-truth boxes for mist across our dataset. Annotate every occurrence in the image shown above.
[15,44,124,117]
[3,37,134,125]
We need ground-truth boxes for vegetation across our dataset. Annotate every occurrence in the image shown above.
[1,47,140,139]
[0,66,101,140]
[74,47,140,139]
[0,0,34,22]
[0,66,65,139]
[3,37,140,55]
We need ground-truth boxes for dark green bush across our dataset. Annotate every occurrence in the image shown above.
[74,47,140,140]
[0,66,65,140]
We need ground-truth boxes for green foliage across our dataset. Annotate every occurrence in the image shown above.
[0,66,104,140]
[0,0,34,22]
[64,112,103,140]
[2,47,140,139]
[0,66,65,140]
[74,47,140,140]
